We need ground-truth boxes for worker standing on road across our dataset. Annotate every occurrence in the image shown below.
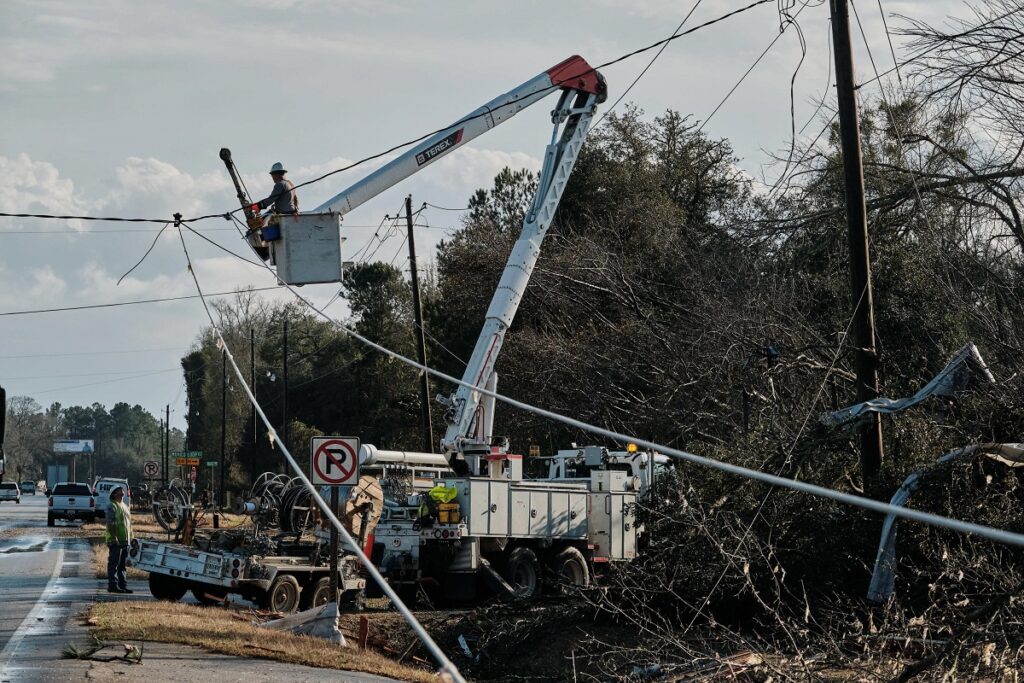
[257,162,299,218]
[105,486,134,594]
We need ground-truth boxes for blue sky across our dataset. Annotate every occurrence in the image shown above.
[0,0,963,429]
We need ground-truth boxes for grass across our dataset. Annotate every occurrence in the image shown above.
[89,601,438,682]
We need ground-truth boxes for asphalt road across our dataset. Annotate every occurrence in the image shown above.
[0,494,407,683]
[0,494,91,682]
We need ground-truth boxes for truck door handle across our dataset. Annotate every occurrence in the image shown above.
[604,497,610,514]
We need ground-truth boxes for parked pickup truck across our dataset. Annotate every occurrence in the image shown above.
[0,482,20,504]
[48,482,96,526]
[131,536,366,612]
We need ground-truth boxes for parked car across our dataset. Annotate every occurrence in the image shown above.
[92,477,131,518]
[48,482,95,525]
[0,482,21,504]
[20,481,36,495]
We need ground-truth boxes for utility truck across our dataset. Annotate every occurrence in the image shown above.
[135,55,646,610]
[229,53,639,603]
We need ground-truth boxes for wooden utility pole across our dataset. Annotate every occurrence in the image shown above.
[830,0,884,486]
[159,418,165,487]
[250,328,256,445]
[282,320,289,472]
[406,196,435,453]
[220,348,227,506]
[165,405,171,482]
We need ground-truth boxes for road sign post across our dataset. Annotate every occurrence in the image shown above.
[311,437,359,608]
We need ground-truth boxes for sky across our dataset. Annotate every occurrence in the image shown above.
[0,0,967,431]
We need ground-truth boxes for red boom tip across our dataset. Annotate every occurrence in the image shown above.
[546,55,607,102]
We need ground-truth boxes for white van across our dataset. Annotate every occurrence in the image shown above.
[93,478,131,518]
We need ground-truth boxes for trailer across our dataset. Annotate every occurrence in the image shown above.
[130,535,366,613]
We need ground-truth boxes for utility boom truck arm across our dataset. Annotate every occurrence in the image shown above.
[227,56,606,472]
[314,56,605,217]
[321,56,606,472]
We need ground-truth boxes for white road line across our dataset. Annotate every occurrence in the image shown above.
[0,548,65,678]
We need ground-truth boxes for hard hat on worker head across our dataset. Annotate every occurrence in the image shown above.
[110,486,124,497]
[269,162,287,174]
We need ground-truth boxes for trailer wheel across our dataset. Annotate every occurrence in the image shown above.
[149,573,188,601]
[302,577,335,610]
[191,586,228,606]
[505,547,542,599]
[550,546,590,591]
[261,574,301,613]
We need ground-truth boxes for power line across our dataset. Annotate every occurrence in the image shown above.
[24,368,182,397]
[422,202,470,212]
[0,211,172,224]
[0,367,179,381]
[226,245,1024,550]
[0,227,238,235]
[0,347,180,360]
[593,0,706,130]
[0,286,285,317]
[696,0,816,134]
[175,226,467,683]
[0,0,776,229]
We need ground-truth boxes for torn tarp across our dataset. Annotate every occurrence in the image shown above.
[867,443,1024,602]
[821,343,994,428]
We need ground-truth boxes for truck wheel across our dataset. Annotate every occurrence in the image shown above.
[550,546,590,591]
[261,575,301,613]
[505,547,542,600]
[149,573,188,601]
[47,515,55,527]
[191,587,228,606]
[302,577,335,610]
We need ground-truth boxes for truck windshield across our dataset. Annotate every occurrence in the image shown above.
[53,484,91,496]
[0,483,17,491]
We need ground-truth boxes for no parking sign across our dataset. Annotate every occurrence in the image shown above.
[310,436,360,486]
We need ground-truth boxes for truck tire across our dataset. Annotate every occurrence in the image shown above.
[302,577,335,611]
[260,574,301,613]
[505,547,542,600]
[47,515,55,527]
[550,546,590,591]
[191,586,228,606]
[149,573,188,601]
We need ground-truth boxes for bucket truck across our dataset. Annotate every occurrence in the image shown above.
[202,56,640,607]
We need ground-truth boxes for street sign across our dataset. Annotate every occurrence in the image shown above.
[176,457,200,466]
[143,460,160,477]
[206,461,218,467]
[310,436,360,486]
[171,450,202,458]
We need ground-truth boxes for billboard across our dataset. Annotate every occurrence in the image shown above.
[54,439,94,453]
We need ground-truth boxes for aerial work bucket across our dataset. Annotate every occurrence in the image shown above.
[268,212,346,285]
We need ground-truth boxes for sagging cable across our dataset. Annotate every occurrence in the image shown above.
[175,227,467,683]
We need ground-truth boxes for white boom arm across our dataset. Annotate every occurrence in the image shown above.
[438,72,605,472]
[315,56,606,473]
[315,56,604,216]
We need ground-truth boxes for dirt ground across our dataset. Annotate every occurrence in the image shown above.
[89,600,437,682]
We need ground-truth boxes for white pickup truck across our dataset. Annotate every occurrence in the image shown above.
[48,482,96,526]
[0,482,20,504]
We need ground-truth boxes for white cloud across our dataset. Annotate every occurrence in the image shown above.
[97,157,232,220]
[28,266,68,300]
[429,147,542,192]
[0,153,87,225]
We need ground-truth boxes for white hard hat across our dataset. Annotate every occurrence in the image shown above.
[270,162,287,174]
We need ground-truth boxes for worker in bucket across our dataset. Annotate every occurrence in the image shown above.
[105,485,134,593]
[257,162,299,224]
